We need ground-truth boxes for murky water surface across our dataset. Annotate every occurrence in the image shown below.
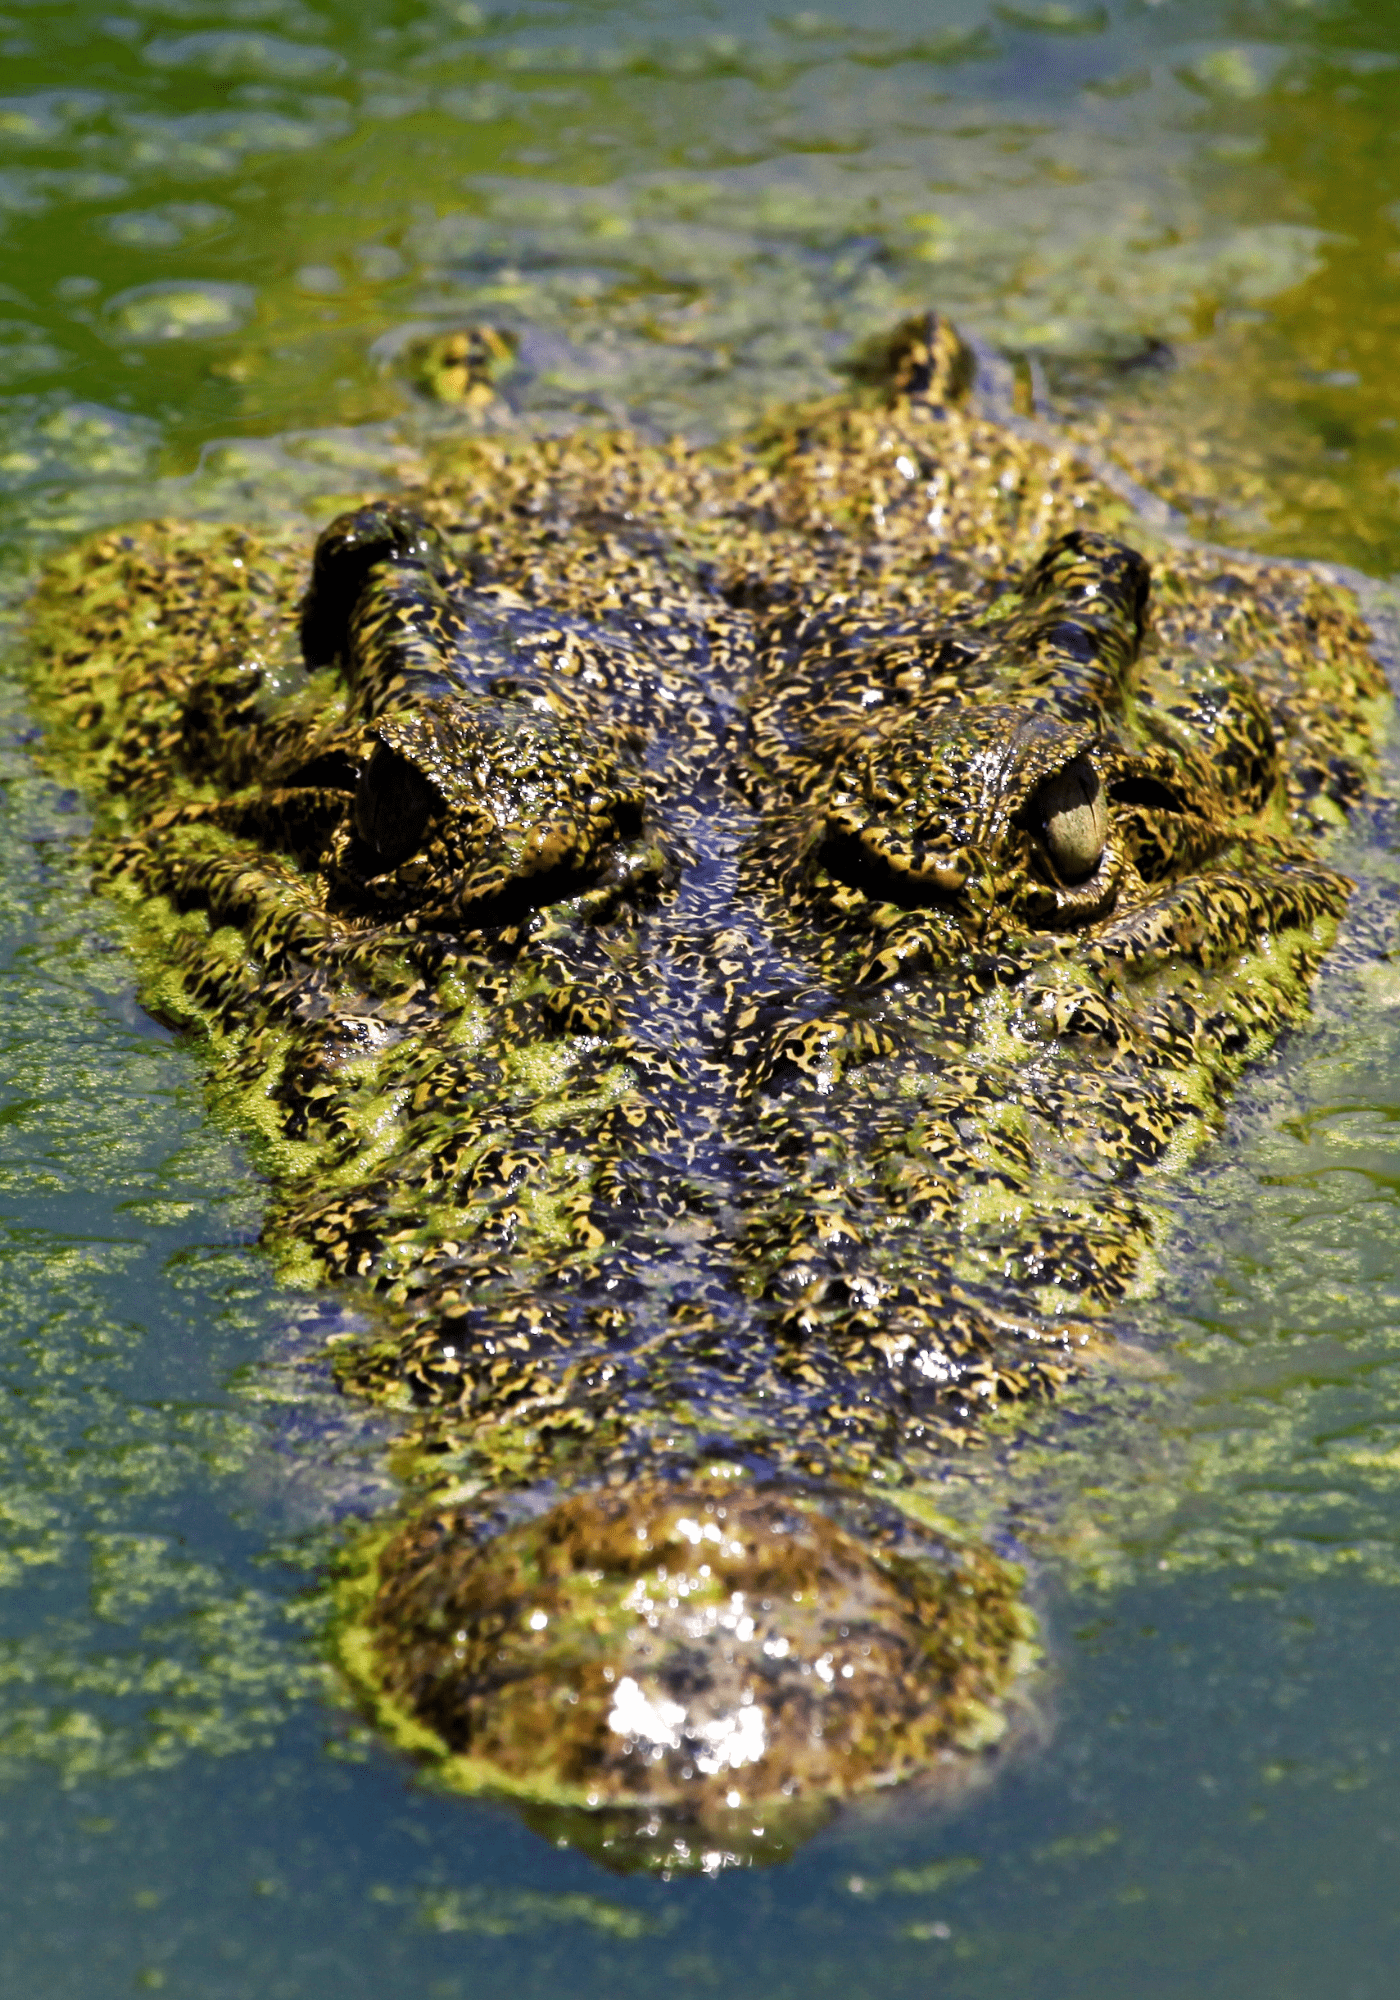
[4,1,1400,1991]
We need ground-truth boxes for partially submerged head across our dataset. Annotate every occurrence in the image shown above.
[341,1477,1036,1869]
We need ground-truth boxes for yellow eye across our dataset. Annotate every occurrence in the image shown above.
[1036,758,1106,882]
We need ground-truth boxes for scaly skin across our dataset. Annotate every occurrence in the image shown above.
[26,317,1389,1870]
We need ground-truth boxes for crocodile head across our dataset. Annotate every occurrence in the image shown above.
[29,316,1385,1867]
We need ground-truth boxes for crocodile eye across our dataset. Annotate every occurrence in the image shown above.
[1036,758,1105,882]
[354,740,440,868]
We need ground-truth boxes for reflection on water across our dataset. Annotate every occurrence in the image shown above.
[4,0,1400,1991]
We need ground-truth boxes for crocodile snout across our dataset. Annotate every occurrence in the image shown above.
[352,1480,1035,1866]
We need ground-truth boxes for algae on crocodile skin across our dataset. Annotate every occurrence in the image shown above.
[21,323,1393,1853]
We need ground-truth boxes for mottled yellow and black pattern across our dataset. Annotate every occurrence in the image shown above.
[26,315,1389,1867]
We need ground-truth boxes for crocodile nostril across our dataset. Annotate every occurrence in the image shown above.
[1036,758,1106,883]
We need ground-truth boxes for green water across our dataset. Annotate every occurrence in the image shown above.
[6,0,1400,1991]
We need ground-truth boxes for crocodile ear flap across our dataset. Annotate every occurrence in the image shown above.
[300,504,452,667]
[353,739,442,869]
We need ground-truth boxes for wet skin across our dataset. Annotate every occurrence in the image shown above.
[28,316,1389,1868]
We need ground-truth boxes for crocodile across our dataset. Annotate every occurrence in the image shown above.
[26,314,1389,1871]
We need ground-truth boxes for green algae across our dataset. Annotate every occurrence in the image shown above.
[400,1882,665,1937]
[0,666,336,1796]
